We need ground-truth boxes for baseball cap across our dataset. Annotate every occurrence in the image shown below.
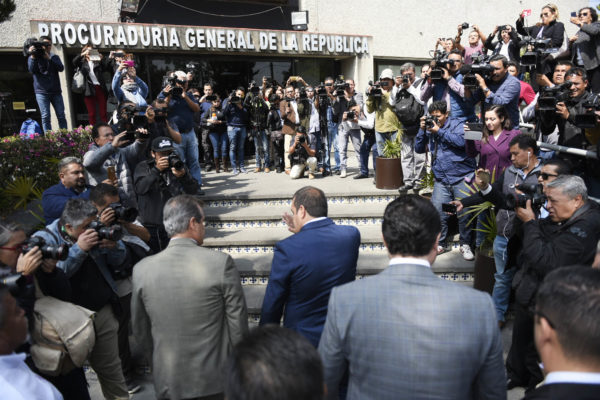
[380,68,394,80]
[151,137,175,152]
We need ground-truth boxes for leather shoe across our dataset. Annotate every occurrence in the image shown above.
[196,188,205,196]
[353,174,368,179]
[322,170,331,177]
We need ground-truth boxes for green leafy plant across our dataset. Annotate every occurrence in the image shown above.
[382,134,402,159]
[2,176,42,210]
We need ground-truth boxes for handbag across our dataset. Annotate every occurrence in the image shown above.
[71,68,85,94]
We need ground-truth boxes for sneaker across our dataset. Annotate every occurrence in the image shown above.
[353,173,368,179]
[437,245,447,255]
[460,244,475,261]
[240,166,248,174]
[126,379,141,394]
[340,169,347,178]
[308,173,315,179]
[232,168,240,176]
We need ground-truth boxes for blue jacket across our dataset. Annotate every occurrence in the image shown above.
[222,101,249,127]
[111,69,149,107]
[19,119,42,137]
[27,54,64,94]
[42,183,90,225]
[157,90,199,133]
[259,218,360,347]
[415,117,476,185]
[477,73,521,130]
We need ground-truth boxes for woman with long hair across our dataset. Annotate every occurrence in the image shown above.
[72,45,109,125]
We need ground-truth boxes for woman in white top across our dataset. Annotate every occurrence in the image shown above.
[72,45,109,125]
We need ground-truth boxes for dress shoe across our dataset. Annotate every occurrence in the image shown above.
[322,170,331,177]
[353,174,368,179]
[276,167,283,173]
[196,188,205,196]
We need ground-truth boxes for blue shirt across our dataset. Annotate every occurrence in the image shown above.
[479,73,521,130]
[42,183,90,224]
[432,73,476,122]
[158,90,199,133]
[27,54,64,94]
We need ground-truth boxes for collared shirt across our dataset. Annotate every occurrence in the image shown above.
[302,216,327,228]
[545,371,600,385]
[170,237,199,245]
[389,256,431,269]
[0,353,63,400]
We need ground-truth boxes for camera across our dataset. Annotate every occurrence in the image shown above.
[298,87,308,100]
[424,115,439,129]
[298,135,306,144]
[153,108,168,123]
[185,62,198,73]
[118,105,148,141]
[109,203,138,223]
[575,95,600,128]
[505,183,546,210]
[89,221,124,241]
[205,95,217,102]
[368,81,383,98]
[22,236,69,260]
[346,111,356,120]
[461,22,469,29]
[230,95,242,105]
[333,76,349,97]
[401,74,410,84]
[163,75,184,97]
[23,38,46,58]
[429,50,457,81]
[521,38,553,67]
[537,82,572,111]
[497,25,508,32]
[168,153,184,170]
[463,54,494,88]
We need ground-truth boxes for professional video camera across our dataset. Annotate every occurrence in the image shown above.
[109,203,138,223]
[367,81,383,98]
[505,183,546,210]
[89,221,124,241]
[248,80,261,96]
[537,82,572,111]
[22,38,46,58]
[230,95,242,105]
[205,95,218,102]
[463,53,495,89]
[163,75,184,97]
[521,38,553,67]
[153,108,168,123]
[22,236,69,260]
[429,50,456,81]
[333,76,349,97]
[168,153,184,170]
[424,115,439,129]
[575,94,600,129]
[118,104,148,141]
[185,62,198,74]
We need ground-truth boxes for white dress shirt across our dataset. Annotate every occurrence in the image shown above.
[0,353,63,400]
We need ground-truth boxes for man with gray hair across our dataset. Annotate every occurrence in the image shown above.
[132,194,248,400]
[42,156,90,224]
[33,198,130,399]
[506,175,600,392]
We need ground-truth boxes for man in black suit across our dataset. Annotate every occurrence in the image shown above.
[523,266,600,399]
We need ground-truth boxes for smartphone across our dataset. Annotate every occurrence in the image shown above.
[442,203,457,214]
[113,51,125,58]
[571,11,577,17]
[477,170,491,186]
[289,76,298,82]
[107,165,117,182]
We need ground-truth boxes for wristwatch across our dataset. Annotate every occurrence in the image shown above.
[483,87,491,95]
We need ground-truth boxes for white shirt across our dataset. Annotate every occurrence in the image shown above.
[87,60,100,86]
[303,216,327,228]
[0,353,63,400]
[388,256,431,269]
[308,100,320,133]
[545,371,600,385]
[290,100,300,125]
[499,41,511,60]
[357,104,375,130]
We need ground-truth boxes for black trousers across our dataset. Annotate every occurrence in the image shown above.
[144,224,170,254]
[506,302,543,391]
[117,292,133,379]
[270,132,284,170]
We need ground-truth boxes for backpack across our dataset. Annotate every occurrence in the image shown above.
[394,88,424,127]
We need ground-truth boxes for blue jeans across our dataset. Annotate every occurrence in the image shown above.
[253,129,270,168]
[431,178,473,246]
[227,126,247,169]
[208,131,228,159]
[35,93,68,132]
[174,128,203,186]
[492,235,515,322]
[375,130,397,156]
[324,122,340,171]
[359,135,378,176]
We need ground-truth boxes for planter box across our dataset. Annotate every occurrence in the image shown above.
[375,157,403,190]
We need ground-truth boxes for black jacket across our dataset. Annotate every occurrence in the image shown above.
[72,54,109,97]
[484,29,523,62]
[513,201,600,306]
[523,382,600,400]
[516,18,565,48]
[134,159,199,226]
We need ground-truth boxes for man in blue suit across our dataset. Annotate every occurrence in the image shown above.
[260,186,360,347]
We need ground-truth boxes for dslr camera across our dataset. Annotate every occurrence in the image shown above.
[168,153,184,170]
[424,115,439,129]
[346,111,356,120]
[118,104,148,141]
[163,75,184,97]
[23,38,46,58]
[22,236,69,260]
[109,203,138,223]
[89,221,124,241]
[461,22,470,30]
[505,183,546,210]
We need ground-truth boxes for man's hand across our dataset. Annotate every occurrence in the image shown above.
[516,199,536,223]
[99,207,116,226]
[429,119,441,134]
[135,128,149,141]
[475,74,487,90]
[102,178,118,187]
[112,131,129,148]
[77,229,99,252]
[282,211,297,233]
[556,102,570,120]
[28,45,36,58]
[449,200,464,213]
[419,115,426,131]
[156,156,170,172]
[145,106,155,122]
[40,259,57,273]
[163,84,172,95]
[442,68,452,81]
[118,62,128,72]
[570,35,579,43]
[16,247,43,276]
[172,166,186,178]
[570,16,582,27]
[457,24,463,36]
[474,168,491,191]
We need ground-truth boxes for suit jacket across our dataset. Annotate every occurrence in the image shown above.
[131,238,248,400]
[260,218,360,347]
[318,263,506,400]
[280,99,297,135]
[559,22,600,71]
[465,129,521,174]
[522,382,600,399]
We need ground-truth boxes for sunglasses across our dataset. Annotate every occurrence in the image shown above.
[579,12,589,17]
[540,172,558,180]
[540,12,551,17]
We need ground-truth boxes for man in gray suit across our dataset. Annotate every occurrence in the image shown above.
[318,194,506,400]
[131,195,248,400]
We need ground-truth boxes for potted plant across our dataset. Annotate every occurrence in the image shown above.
[375,133,404,189]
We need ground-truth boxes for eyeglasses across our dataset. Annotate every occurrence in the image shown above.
[0,243,25,252]
[579,12,589,17]
[540,172,558,180]
[534,309,555,329]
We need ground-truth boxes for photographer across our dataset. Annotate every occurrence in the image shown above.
[472,55,521,130]
[146,98,182,148]
[455,24,486,65]
[202,95,228,173]
[506,175,600,392]
[26,36,68,133]
[280,85,299,173]
[366,69,401,157]
[322,77,342,175]
[111,62,148,108]
[390,63,426,193]
[414,100,476,260]
[452,135,542,327]
[32,198,130,399]
[355,103,377,180]
[484,25,523,63]
[267,94,285,173]
[42,157,90,225]
[561,7,600,92]
[538,68,599,196]
[83,122,149,205]
[134,137,199,253]
[288,126,317,179]
[420,50,477,123]
[73,45,109,125]
[223,87,250,175]
[157,71,203,192]
[89,183,149,394]
[337,100,362,178]
[245,84,271,173]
